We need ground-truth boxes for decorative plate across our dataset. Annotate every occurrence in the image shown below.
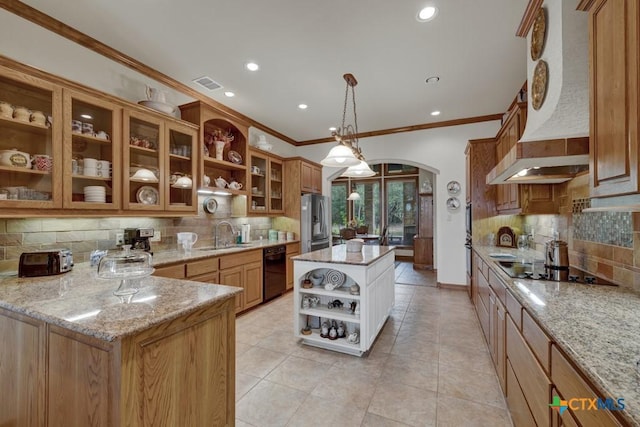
[532,60,548,111]
[203,196,218,214]
[446,180,461,194]
[228,150,242,164]
[136,186,159,205]
[530,7,546,61]
[446,197,460,210]
[325,269,346,288]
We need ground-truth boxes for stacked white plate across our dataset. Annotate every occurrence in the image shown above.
[84,186,106,203]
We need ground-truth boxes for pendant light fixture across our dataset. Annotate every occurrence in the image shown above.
[321,74,375,177]
[347,185,361,200]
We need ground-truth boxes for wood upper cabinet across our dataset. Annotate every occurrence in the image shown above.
[0,64,62,211]
[165,121,198,213]
[63,89,122,210]
[248,149,284,215]
[301,160,322,194]
[585,0,640,198]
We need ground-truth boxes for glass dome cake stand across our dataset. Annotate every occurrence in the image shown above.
[97,245,154,301]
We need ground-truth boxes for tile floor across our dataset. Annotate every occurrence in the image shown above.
[235,263,513,427]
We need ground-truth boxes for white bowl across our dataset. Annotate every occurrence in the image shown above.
[138,100,176,115]
[256,143,273,151]
[131,168,159,182]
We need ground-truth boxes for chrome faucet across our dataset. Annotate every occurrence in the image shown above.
[214,221,236,248]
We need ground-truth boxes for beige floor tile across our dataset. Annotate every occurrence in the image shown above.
[265,355,332,393]
[390,333,439,362]
[380,354,438,392]
[437,363,506,409]
[235,418,256,427]
[236,341,253,358]
[333,349,390,378]
[236,346,288,378]
[368,380,437,426]
[436,395,513,427]
[439,327,487,352]
[286,395,366,427]
[311,365,379,409]
[236,380,307,426]
[255,330,303,354]
[236,372,261,401]
[237,324,269,346]
[291,344,349,366]
[362,412,413,426]
[438,343,494,375]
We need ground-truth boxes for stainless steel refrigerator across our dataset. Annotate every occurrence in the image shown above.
[301,194,330,253]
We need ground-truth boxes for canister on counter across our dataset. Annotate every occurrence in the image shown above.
[268,229,278,241]
[278,231,286,241]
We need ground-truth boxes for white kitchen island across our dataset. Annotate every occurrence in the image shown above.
[292,244,395,356]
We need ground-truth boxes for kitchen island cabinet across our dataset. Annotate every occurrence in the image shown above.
[0,266,241,426]
[292,245,395,356]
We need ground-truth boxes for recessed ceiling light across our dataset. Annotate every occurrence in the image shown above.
[246,62,259,71]
[298,104,308,110]
[417,6,438,22]
[425,76,440,84]
[80,114,92,119]
[224,91,235,97]
[329,127,337,131]
[430,111,441,116]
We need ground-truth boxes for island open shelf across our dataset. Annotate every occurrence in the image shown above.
[292,244,395,356]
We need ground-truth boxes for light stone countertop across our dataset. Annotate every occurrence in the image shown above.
[0,263,241,342]
[292,244,396,266]
[474,245,640,426]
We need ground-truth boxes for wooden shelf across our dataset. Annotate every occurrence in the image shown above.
[0,165,50,175]
[299,307,360,323]
[296,330,361,353]
[71,132,112,145]
[129,145,158,155]
[200,186,247,196]
[169,153,191,161]
[299,287,360,300]
[203,156,246,171]
[0,114,49,134]
[72,175,111,182]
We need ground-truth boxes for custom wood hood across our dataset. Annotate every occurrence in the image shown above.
[486,137,589,184]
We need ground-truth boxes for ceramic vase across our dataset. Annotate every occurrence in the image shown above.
[214,140,225,160]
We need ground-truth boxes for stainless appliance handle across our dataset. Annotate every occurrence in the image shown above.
[319,198,326,237]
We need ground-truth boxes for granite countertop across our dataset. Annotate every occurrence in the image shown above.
[152,239,299,266]
[0,263,241,342]
[292,244,395,266]
[474,245,640,425]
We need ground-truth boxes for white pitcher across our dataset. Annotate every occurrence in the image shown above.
[146,86,167,104]
[177,232,198,255]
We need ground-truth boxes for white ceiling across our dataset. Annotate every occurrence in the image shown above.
[20,0,528,143]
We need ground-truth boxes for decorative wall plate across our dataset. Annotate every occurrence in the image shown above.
[530,7,546,61]
[532,60,548,111]
[136,186,159,205]
[228,150,242,164]
[203,196,218,214]
[446,197,460,210]
[446,180,461,194]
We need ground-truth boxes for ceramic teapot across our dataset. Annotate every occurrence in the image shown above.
[203,175,211,186]
[214,176,228,188]
[347,331,360,344]
[228,180,243,190]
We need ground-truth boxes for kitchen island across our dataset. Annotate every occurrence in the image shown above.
[292,244,395,356]
[0,264,241,427]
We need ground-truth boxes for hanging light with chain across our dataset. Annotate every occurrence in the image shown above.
[321,74,376,177]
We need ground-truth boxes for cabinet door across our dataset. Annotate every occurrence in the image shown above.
[63,89,122,209]
[286,252,298,290]
[0,66,62,210]
[301,161,313,193]
[590,0,640,197]
[165,121,198,212]
[268,157,284,213]
[496,298,506,392]
[123,110,164,211]
[249,151,268,213]
[243,260,263,310]
[311,165,322,193]
[220,266,244,312]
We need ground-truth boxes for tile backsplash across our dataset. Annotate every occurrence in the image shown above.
[0,195,277,273]
[573,212,633,248]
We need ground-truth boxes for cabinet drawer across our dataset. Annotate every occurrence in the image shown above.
[488,268,506,305]
[186,257,219,277]
[188,272,220,284]
[481,258,490,281]
[506,359,537,427]
[552,388,580,427]
[476,290,490,345]
[506,289,522,329]
[286,243,300,254]
[477,269,490,312]
[522,309,551,374]
[153,263,185,279]
[551,345,622,427]
[506,316,551,427]
[220,250,261,270]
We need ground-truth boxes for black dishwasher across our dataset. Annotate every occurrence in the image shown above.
[263,245,287,302]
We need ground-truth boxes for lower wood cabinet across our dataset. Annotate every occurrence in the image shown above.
[153,262,186,279]
[0,298,236,426]
[286,242,300,290]
[506,359,537,427]
[219,249,263,313]
[552,388,580,427]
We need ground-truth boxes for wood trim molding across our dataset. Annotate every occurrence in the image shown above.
[297,113,503,146]
[516,0,544,37]
[576,0,598,12]
[0,0,297,145]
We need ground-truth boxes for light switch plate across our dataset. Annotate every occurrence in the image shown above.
[150,230,161,242]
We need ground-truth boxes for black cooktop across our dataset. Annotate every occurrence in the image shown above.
[494,260,616,286]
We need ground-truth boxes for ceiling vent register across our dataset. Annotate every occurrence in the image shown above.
[193,76,222,91]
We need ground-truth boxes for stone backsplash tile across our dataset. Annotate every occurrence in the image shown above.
[7,219,42,233]
[23,232,56,245]
[573,212,632,248]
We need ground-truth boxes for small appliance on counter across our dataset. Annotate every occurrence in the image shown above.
[19,249,73,277]
[544,239,569,281]
[124,228,154,253]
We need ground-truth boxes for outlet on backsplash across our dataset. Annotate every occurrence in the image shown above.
[150,230,161,242]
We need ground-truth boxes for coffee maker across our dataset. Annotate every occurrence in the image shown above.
[124,228,154,253]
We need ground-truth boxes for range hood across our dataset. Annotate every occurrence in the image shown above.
[488,0,590,185]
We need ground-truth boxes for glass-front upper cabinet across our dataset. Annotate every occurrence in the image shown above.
[166,121,197,212]
[123,110,164,211]
[268,158,284,213]
[249,151,268,213]
[62,89,122,209]
[0,66,62,209]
